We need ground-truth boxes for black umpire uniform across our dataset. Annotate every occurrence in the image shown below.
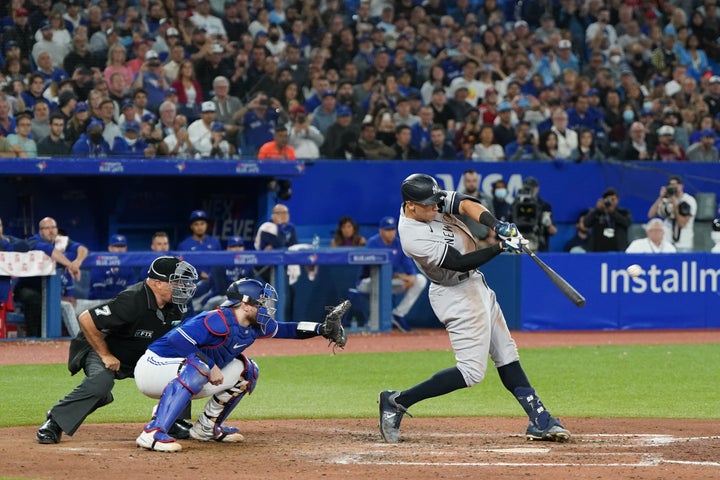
[36,257,190,443]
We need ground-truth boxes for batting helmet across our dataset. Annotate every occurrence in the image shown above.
[401,174,447,205]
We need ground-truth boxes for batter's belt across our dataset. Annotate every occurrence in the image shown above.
[431,271,470,287]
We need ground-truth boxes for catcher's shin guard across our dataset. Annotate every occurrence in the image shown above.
[196,356,258,439]
[147,354,211,433]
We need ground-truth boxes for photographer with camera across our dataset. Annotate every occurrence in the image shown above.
[286,105,324,159]
[511,177,556,252]
[582,188,632,252]
[647,176,697,252]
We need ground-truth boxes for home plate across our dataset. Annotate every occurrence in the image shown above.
[485,447,550,454]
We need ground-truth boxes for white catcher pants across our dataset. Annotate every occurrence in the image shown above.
[134,350,247,400]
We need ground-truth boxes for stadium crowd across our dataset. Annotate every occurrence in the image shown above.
[0,0,719,161]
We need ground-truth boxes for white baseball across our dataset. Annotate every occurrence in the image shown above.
[626,264,642,277]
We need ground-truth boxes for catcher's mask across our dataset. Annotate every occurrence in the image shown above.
[222,278,278,333]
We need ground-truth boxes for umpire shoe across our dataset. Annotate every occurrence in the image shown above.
[136,428,182,452]
[189,422,245,442]
[168,419,193,440]
[36,413,63,444]
[378,390,412,443]
[391,315,412,333]
[525,417,571,442]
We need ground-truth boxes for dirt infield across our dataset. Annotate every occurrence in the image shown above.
[2,329,720,480]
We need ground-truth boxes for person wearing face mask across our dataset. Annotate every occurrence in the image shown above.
[71,118,111,157]
[491,179,512,222]
[264,25,286,57]
[112,121,153,158]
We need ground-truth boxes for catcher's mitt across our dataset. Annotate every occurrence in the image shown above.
[320,300,350,351]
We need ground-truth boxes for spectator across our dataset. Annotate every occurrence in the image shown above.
[536,130,561,161]
[310,90,338,136]
[113,121,153,158]
[207,122,235,158]
[392,124,420,160]
[356,121,396,160]
[428,87,456,132]
[187,101,217,156]
[653,125,685,161]
[330,215,366,247]
[420,125,456,160]
[14,217,88,338]
[171,59,204,121]
[241,92,281,155]
[32,22,68,69]
[625,218,677,253]
[570,128,606,162]
[549,110,578,159]
[163,114,195,158]
[131,50,171,111]
[257,125,296,160]
[6,113,37,158]
[456,168,495,240]
[37,114,70,156]
[104,44,133,88]
[393,96,420,128]
[31,100,51,142]
[505,122,539,161]
[320,106,356,158]
[286,106,323,160]
[619,122,652,160]
[686,129,719,162]
[563,210,591,253]
[471,124,504,161]
[647,175,697,252]
[191,0,228,40]
[357,216,427,332]
[492,101,515,148]
[71,118,111,157]
[4,9,34,71]
[64,101,91,147]
[211,76,243,143]
[583,188,632,252]
[409,105,434,152]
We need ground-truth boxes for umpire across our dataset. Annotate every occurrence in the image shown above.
[36,256,198,444]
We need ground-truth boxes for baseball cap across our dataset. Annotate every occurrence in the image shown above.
[101,12,114,21]
[710,75,720,85]
[123,120,140,132]
[657,125,675,136]
[167,27,179,37]
[147,256,182,281]
[211,43,224,53]
[211,121,225,132]
[498,101,512,112]
[378,216,397,230]
[227,236,244,247]
[40,22,52,31]
[86,118,104,131]
[523,176,539,188]
[4,41,18,50]
[321,90,336,98]
[587,88,599,96]
[141,112,156,123]
[109,234,127,247]
[176,1,188,9]
[652,76,667,86]
[145,50,159,60]
[514,20,528,29]
[74,101,88,113]
[336,105,352,117]
[164,87,178,97]
[558,39,572,49]
[701,128,716,137]
[517,98,531,108]
[485,87,498,96]
[121,100,135,111]
[290,105,306,114]
[15,8,29,16]
[201,101,216,113]
[189,209,208,222]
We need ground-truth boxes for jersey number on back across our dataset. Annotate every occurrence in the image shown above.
[94,305,112,316]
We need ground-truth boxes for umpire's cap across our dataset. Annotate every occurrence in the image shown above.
[401,173,446,205]
[147,256,182,281]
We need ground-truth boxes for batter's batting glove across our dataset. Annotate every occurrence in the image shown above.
[499,234,528,254]
[320,300,351,351]
[495,221,519,238]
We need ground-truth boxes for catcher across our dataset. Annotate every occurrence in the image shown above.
[133,278,348,452]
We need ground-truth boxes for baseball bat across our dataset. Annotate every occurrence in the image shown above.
[521,244,586,307]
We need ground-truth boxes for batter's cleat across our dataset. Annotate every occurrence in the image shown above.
[378,390,412,443]
[391,315,412,333]
[189,422,245,443]
[168,419,193,440]
[36,414,63,444]
[136,429,182,452]
[525,417,571,442]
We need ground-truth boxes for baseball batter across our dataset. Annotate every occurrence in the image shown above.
[134,278,348,452]
[378,173,570,443]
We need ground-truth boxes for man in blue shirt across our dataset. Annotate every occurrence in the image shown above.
[88,235,138,300]
[71,118,111,157]
[357,216,427,332]
[178,210,222,314]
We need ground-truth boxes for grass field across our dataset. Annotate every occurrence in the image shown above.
[2,343,719,428]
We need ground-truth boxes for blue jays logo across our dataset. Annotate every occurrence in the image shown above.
[36,161,47,171]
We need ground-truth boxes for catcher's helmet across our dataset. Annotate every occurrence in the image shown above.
[401,173,447,205]
[221,278,278,309]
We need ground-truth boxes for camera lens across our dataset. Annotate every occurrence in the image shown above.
[603,198,612,207]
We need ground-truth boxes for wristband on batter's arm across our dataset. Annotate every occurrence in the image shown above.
[478,211,499,230]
